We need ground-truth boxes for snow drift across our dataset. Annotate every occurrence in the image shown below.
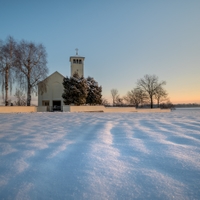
[0,109,200,199]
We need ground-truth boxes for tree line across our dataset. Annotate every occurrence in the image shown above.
[111,74,172,109]
[0,36,48,106]
[63,73,171,109]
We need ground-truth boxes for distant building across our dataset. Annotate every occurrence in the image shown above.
[38,50,85,111]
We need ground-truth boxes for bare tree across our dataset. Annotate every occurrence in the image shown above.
[115,96,124,106]
[14,89,26,106]
[137,74,166,108]
[15,40,48,106]
[111,89,119,106]
[154,86,168,107]
[0,36,16,106]
[124,88,148,108]
[160,100,174,109]
[101,98,110,106]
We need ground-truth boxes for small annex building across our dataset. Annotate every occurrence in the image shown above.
[38,50,85,111]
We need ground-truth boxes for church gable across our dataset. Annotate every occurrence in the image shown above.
[45,71,64,83]
[38,71,65,109]
[42,71,64,96]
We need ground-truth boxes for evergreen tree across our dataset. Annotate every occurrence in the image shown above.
[86,76,102,105]
[62,72,88,105]
[62,76,71,105]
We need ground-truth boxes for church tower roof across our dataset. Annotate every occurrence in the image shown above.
[69,48,85,60]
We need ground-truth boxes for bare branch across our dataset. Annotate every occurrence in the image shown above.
[0,36,17,105]
[137,74,167,108]
[111,89,119,106]
[15,40,48,106]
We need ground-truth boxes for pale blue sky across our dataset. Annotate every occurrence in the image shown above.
[1,0,200,103]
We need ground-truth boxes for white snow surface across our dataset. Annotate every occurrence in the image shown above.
[0,109,200,200]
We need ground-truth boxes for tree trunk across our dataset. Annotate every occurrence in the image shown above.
[157,99,160,108]
[150,96,153,108]
[27,86,31,106]
[27,76,31,106]
[5,67,9,106]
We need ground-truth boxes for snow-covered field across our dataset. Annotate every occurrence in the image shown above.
[0,109,200,200]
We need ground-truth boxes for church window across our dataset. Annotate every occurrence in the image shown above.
[73,59,82,64]
[42,100,49,106]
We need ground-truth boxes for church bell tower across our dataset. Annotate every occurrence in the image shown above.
[69,48,85,77]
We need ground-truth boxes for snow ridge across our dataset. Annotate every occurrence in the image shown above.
[0,110,200,199]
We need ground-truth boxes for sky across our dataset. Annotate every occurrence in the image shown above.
[0,0,200,104]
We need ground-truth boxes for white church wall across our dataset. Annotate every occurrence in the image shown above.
[63,105,70,112]
[52,82,63,99]
[37,106,48,112]
[71,64,84,77]
[70,55,84,77]
[38,71,64,107]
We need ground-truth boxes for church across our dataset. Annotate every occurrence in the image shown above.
[38,50,85,111]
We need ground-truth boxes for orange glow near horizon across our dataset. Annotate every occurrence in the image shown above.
[104,94,200,105]
[169,90,200,104]
[170,97,200,104]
